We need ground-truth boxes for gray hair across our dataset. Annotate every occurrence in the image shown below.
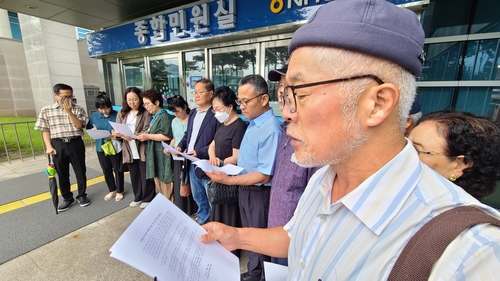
[312,47,417,134]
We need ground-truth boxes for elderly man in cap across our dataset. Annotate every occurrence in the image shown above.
[201,0,500,280]
[404,98,422,136]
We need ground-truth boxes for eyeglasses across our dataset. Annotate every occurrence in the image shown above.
[143,102,151,107]
[236,93,266,107]
[194,90,208,96]
[413,147,449,156]
[281,74,384,113]
[211,106,227,113]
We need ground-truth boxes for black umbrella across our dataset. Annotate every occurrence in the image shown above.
[46,154,58,214]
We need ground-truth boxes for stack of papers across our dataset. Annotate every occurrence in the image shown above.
[162,142,244,175]
[110,195,240,281]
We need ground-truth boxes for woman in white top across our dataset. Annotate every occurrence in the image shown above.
[112,87,154,208]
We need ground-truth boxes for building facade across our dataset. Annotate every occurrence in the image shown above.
[0,9,100,117]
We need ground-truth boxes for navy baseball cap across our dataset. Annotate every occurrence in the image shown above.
[268,65,288,82]
[289,0,425,76]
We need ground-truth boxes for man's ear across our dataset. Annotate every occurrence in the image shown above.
[260,93,270,106]
[364,83,399,127]
[404,116,412,129]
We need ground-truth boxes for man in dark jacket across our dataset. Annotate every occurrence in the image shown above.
[176,79,219,225]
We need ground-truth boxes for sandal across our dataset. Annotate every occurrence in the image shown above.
[104,191,117,201]
[115,193,124,202]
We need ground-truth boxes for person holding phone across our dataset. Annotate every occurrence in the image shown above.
[34,83,90,212]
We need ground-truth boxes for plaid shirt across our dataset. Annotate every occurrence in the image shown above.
[34,102,88,139]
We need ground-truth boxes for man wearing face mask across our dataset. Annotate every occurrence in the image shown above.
[207,86,247,257]
[206,75,282,281]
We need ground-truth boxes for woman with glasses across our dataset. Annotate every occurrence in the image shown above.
[166,95,197,215]
[409,109,500,201]
[136,89,174,207]
[87,92,124,202]
[208,86,247,256]
[112,87,154,209]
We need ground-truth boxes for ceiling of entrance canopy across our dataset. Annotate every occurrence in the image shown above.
[0,0,200,30]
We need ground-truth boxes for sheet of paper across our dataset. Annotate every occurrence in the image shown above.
[109,121,136,139]
[85,129,111,140]
[264,262,288,281]
[161,142,200,162]
[172,154,184,161]
[161,142,244,175]
[109,194,239,281]
[192,159,244,176]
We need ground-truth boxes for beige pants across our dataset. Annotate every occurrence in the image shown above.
[154,178,174,202]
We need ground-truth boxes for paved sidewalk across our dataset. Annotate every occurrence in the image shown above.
[0,147,248,281]
[0,147,247,280]
[0,148,150,280]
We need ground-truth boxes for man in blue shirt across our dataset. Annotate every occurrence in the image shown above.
[206,74,282,281]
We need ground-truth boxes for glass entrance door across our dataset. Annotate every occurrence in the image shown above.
[149,55,181,100]
[122,59,146,90]
[210,44,258,92]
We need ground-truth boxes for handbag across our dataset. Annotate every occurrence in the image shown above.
[180,158,191,197]
[101,139,116,156]
[206,181,239,205]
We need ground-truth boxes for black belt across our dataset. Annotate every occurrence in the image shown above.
[53,136,81,143]
[240,185,269,191]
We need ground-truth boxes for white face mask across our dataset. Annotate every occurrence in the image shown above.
[215,111,230,123]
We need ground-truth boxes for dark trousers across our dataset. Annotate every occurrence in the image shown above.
[239,188,271,279]
[127,159,155,203]
[97,151,124,193]
[51,137,87,200]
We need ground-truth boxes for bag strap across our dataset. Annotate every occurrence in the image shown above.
[388,206,500,281]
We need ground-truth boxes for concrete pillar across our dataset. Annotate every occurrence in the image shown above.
[0,9,12,39]
[18,15,86,115]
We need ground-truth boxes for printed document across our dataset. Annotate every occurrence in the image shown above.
[162,142,244,175]
[264,261,288,281]
[109,121,136,139]
[85,129,111,140]
[109,194,240,281]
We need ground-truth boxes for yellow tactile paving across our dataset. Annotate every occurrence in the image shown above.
[0,174,109,215]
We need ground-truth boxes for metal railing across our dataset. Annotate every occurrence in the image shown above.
[0,121,94,164]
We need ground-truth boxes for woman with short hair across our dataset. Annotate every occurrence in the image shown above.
[87,92,124,201]
[409,110,500,201]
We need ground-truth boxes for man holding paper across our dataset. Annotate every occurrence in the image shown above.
[205,74,282,281]
[175,79,219,225]
[201,0,500,280]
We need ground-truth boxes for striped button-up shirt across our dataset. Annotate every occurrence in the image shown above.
[284,141,500,280]
[34,102,87,139]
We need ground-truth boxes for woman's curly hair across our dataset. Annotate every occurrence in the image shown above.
[418,110,500,201]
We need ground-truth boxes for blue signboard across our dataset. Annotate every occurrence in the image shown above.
[87,0,423,57]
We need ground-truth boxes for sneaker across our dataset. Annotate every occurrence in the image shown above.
[58,198,76,212]
[78,196,91,207]
[140,202,149,209]
[129,201,141,208]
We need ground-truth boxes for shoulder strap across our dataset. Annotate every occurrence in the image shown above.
[388,206,500,281]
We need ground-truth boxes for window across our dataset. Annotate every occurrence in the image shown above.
[8,11,22,40]
[77,28,92,39]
